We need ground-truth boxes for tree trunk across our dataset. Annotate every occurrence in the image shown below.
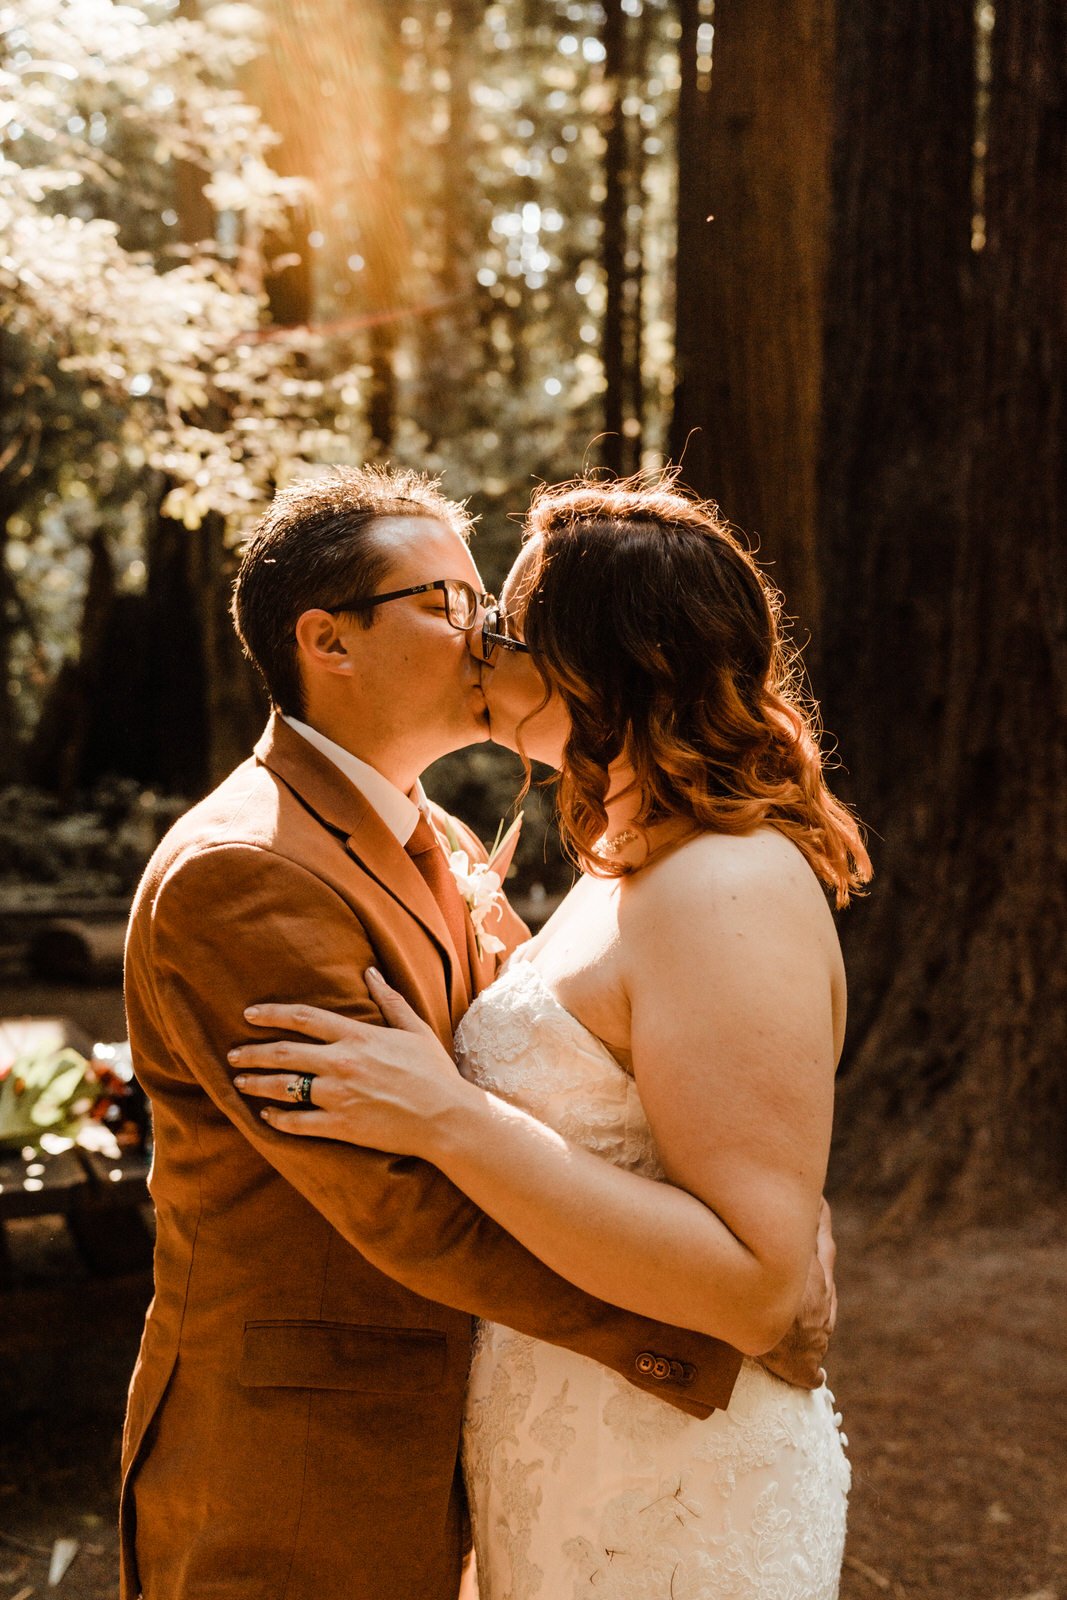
[670,0,713,483]
[140,505,211,797]
[442,0,480,303]
[0,367,42,784]
[363,4,407,454]
[601,1,628,475]
[623,0,655,473]
[826,0,1067,1218]
[816,0,974,1210]
[133,501,264,797]
[198,516,267,786]
[26,531,116,800]
[671,0,1065,1214]
[0,529,21,782]
[416,0,482,449]
[670,0,833,647]
[239,1,314,327]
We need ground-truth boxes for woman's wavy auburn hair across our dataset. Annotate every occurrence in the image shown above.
[516,473,871,907]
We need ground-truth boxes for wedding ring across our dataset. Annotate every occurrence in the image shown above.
[286,1073,315,1106]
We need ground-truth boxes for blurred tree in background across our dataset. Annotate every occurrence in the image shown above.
[673,0,1065,1214]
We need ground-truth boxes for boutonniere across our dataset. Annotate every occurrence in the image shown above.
[442,813,523,957]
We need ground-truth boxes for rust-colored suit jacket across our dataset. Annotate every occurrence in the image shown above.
[120,714,742,1600]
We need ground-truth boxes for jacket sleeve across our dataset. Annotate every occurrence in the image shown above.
[143,840,742,1418]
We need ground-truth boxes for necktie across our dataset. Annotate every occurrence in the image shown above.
[405,815,473,995]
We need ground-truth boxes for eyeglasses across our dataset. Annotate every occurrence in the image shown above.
[482,604,531,662]
[325,579,492,631]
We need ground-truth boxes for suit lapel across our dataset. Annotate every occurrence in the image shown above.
[254,715,468,1025]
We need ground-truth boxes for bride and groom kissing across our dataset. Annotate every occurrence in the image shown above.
[120,464,869,1600]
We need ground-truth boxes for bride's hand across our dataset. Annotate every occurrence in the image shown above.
[230,968,475,1158]
[757,1197,837,1389]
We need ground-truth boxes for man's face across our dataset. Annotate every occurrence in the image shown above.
[329,515,491,772]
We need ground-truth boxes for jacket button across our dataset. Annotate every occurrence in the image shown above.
[635,1351,657,1375]
[651,1356,671,1381]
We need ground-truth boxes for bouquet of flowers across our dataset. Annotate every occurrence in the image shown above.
[0,1024,144,1159]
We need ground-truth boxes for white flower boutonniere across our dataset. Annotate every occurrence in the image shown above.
[443,813,523,958]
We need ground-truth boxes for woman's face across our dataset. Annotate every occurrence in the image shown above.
[480,539,570,768]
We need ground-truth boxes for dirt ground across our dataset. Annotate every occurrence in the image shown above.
[1,984,1064,1600]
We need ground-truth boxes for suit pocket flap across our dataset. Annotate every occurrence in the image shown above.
[239,1320,448,1394]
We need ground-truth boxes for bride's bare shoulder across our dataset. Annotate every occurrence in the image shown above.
[621,826,836,942]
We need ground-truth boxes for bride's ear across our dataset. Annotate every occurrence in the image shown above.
[295,609,356,676]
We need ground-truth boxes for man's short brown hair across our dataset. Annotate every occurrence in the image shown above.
[231,466,474,717]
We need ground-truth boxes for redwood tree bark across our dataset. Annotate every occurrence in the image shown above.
[362,3,407,454]
[672,0,1066,1214]
[601,0,628,474]
[670,0,834,647]
[27,531,116,800]
[670,0,713,480]
[825,0,1067,1215]
[415,0,483,449]
[0,511,24,783]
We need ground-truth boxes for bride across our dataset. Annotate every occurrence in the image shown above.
[235,475,871,1598]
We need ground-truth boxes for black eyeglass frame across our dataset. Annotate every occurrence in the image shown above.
[324,579,493,631]
[481,604,531,661]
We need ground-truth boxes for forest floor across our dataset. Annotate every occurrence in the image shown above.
[1,982,1064,1600]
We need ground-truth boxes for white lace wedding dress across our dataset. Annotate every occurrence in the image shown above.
[455,959,850,1600]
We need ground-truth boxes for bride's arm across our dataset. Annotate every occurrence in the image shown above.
[233,834,837,1356]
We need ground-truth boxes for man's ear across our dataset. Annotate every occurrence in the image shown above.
[294,609,356,678]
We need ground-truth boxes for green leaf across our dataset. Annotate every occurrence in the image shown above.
[0,1047,98,1148]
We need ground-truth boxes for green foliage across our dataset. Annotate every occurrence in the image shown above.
[0,1042,99,1148]
[0,1030,139,1155]
[1,0,372,719]
[1,0,371,525]
[0,780,182,897]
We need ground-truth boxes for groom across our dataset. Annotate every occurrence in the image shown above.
[121,466,836,1600]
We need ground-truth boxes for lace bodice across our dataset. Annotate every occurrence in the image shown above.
[456,958,660,1176]
[454,956,850,1600]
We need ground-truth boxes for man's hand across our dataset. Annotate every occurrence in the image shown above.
[758,1197,837,1389]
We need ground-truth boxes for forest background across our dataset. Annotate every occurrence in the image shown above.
[3,0,1062,1216]
[1,4,1065,1597]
